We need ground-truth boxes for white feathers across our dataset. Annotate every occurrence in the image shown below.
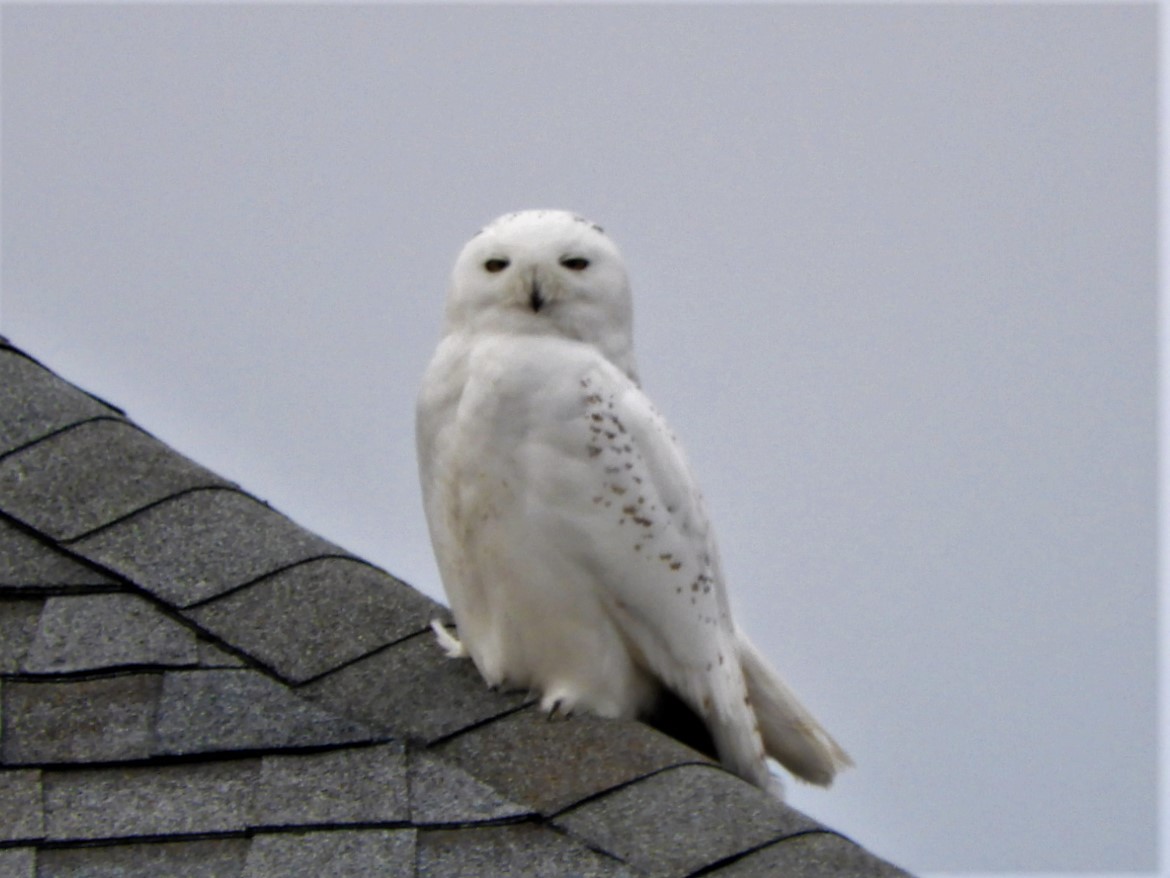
[416,210,851,796]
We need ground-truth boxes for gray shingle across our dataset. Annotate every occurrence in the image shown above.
[0,518,114,591]
[554,765,823,878]
[2,674,162,765]
[43,760,259,842]
[300,632,531,743]
[417,823,636,878]
[23,593,199,673]
[70,489,345,607]
[186,558,438,683]
[0,349,121,455]
[242,830,414,878]
[0,848,34,878]
[254,743,409,827]
[196,638,248,668]
[0,769,43,843]
[36,839,249,878]
[713,831,914,877]
[0,421,229,541]
[409,751,533,825]
[0,599,42,672]
[154,669,376,756]
[433,706,707,815]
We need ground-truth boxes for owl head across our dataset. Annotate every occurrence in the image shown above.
[446,210,638,379]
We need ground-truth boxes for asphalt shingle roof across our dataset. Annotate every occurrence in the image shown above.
[0,337,913,877]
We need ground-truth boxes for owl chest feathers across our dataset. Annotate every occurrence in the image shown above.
[419,332,661,714]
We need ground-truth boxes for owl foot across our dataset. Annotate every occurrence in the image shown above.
[430,619,469,659]
[542,693,575,721]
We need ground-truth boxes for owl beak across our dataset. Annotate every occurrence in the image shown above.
[529,283,545,313]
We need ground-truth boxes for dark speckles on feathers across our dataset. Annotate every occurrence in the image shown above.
[567,213,605,234]
[587,445,603,457]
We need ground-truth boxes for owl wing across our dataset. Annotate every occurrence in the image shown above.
[541,357,776,791]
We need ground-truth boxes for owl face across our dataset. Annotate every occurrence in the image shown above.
[446,210,636,376]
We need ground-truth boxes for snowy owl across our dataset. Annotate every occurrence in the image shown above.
[416,209,851,795]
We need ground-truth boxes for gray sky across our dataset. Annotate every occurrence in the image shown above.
[1,4,1159,873]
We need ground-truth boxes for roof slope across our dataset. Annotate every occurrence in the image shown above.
[0,338,912,878]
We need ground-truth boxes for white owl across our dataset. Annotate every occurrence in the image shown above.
[416,210,851,795]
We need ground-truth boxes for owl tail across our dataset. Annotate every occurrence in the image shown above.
[737,631,853,786]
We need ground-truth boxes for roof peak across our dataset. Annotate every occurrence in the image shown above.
[0,339,912,877]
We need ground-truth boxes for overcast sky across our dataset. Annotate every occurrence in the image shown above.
[1,4,1159,874]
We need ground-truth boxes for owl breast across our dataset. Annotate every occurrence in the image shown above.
[424,331,660,717]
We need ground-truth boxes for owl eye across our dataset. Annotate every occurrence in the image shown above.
[560,257,590,271]
[484,258,510,273]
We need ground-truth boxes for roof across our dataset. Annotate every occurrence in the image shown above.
[0,337,912,877]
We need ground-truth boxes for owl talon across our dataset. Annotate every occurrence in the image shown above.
[543,695,574,720]
[430,619,468,658]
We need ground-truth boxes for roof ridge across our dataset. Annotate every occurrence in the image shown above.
[0,338,914,877]
[0,342,126,416]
